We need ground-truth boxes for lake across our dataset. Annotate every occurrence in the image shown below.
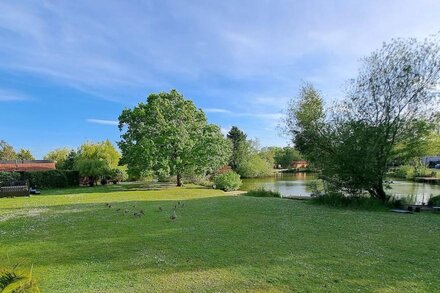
[240,173,440,204]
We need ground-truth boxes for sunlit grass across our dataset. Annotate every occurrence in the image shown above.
[0,183,439,292]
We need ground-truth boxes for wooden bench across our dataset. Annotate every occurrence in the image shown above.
[0,185,29,198]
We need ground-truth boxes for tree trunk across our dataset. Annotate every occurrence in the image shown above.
[176,173,183,187]
[369,181,387,202]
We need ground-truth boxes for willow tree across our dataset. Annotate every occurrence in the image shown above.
[286,35,440,201]
[118,90,231,186]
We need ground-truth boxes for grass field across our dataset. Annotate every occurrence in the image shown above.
[0,183,439,292]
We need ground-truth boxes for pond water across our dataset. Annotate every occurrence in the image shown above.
[240,173,440,204]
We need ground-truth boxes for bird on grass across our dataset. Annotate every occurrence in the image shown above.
[108,204,112,208]
[116,208,121,212]
[158,206,163,212]
[105,203,109,207]
[139,209,144,215]
[133,212,142,218]
[124,209,129,214]
[170,209,177,220]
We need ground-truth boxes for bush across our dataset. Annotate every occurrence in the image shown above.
[22,170,80,189]
[245,188,280,198]
[237,155,273,178]
[106,168,127,183]
[428,195,440,206]
[391,165,433,179]
[213,171,242,191]
[0,172,21,186]
[391,165,415,179]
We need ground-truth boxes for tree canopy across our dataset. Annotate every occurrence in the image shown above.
[74,140,121,185]
[0,140,35,161]
[285,35,440,201]
[118,89,231,186]
[44,148,71,168]
[227,126,249,170]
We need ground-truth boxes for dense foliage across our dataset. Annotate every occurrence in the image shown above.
[118,90,231,186]
[44,147,71,169]
[22,170,80,188]
[213,171,242,191]
[273,147,303,168]
[245,188,281,198]
[0,172,20,186]
[74,140,120,185]
[237,154,273,178]
[227,126,249,170]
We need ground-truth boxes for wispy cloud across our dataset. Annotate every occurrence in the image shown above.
[0,89,30,102]
[86,119,118,126]
[203,108,232,113]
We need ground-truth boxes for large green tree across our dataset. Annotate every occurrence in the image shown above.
[74,140,121,185]
[227,126,249,170]
[286,35,440,201]
[118,89,231,186]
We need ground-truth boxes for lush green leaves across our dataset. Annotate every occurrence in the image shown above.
[118,90,231,185]
[44,148,71,168]
[285,35,440,201]
[213,171,242,191]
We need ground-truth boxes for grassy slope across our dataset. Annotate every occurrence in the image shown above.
[0,184,439,292]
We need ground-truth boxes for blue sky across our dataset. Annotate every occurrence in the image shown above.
[1,0,439,158]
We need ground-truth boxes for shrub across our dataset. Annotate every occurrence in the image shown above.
[428,195,440,206]
[0,265,39,292]
[213,171,242,191]
[0,172,21,186]
[22,170,80,189]
[237,155,273,178]
[391,165,415,179]
[245,188,280,198]
[106,168,127,183]
[391,165,433,179]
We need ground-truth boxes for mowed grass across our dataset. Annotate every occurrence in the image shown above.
[0,184,439,292]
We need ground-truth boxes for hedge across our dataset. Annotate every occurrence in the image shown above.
[0,172,21,187]
[22,170,80,189]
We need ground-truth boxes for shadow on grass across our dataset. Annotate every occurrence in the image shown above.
[39,182,209,196]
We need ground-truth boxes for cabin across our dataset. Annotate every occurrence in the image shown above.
[0,160,56,172]
[291,160,308,169]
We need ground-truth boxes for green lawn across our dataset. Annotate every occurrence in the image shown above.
[0,184,439,292]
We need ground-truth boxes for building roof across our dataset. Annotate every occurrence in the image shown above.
[0,160,56,172]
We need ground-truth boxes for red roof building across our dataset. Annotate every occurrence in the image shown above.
[0,160,56,172]
[291,160,308,169]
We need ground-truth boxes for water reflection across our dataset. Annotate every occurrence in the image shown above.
[241,173,440,203]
